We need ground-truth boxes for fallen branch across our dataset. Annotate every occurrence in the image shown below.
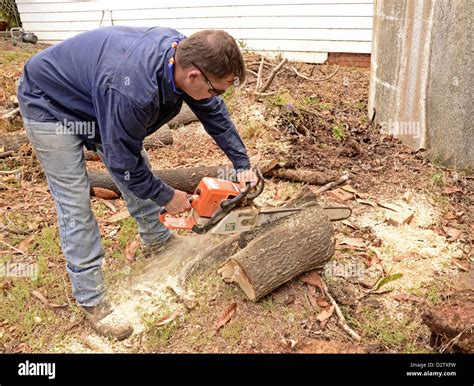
[314,174,350,195]
[1,107,20,120]
[290,65,340,83]
[321,278,361,341]
[258,58,288,93]
[0,150,14,158]
[267,168,339,186]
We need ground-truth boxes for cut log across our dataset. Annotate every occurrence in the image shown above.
[422,289,474,353]
[1,125,173,153]
[167,104,198,128]
[217,203,335,301]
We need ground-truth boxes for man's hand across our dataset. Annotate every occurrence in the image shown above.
[164,190,192,215]
[236,169,258,190]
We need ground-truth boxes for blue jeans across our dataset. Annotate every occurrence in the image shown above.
[22,117,171,306]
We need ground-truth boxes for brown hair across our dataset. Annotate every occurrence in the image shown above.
[176,30,246,85]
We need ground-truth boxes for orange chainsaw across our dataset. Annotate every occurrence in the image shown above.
[159,168,351,235]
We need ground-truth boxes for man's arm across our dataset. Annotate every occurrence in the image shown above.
[92,86,175,206]
[184,95,251,173]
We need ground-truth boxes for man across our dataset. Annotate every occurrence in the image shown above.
[17,26,257,340]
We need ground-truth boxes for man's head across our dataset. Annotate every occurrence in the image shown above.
[174,30,246,100]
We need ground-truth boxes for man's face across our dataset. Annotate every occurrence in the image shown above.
[184,68,234,100]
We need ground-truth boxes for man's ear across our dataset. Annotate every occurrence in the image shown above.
[188,70,200,81]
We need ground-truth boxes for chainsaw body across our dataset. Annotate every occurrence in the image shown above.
[160,177,244,233]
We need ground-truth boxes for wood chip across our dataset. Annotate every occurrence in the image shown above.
[393,252,425,262]
[386,210,414,226]
[326,188,354,203]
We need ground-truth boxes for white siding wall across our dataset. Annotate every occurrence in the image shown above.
[16,0,374,63]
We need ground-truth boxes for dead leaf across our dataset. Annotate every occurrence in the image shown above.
[92,187,119,200]
[316,305,335,322]
[314,296,330,308]
[442,186,462,195]
[31,290,49,306]
[443,227,462,242]
[339,237,366,249]
[17,234,36,252]
[96,197,117,213]
[307,293,318,308]
[358,253,372,267]
[341,220,359,230]
[452,259,470,272]
[300,271,324,291]
[215,302,237,331]
[156,311,179,326]
[124,238,140,262]
[31,290,66,308]
[105,209,130,223]
[393,293,423,303]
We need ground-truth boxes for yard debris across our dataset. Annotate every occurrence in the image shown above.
[443,227,462,242]
[156,311,179,327]
[393,293,423,303]
[316,305,334,322]
[31,290,66,309]
[452,259,470,272]
[105,208,130,223]
[336,237,366,250]
[92,187,119,200]
[299,271,324,291]
[441,186,463,195]
[124,237,140,262]
[326,187,354,203]
[385,209,414,226]
[393,252,425,262]
[215,302,237,331]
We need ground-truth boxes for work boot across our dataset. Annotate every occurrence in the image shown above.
[82,299,133,341]
[142,233,184,259]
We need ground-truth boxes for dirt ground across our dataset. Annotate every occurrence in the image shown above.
[0,39,472,354]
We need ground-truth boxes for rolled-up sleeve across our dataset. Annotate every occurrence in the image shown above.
[92,86,175,206]
[185,96,251,172]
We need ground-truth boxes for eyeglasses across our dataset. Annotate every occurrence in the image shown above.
[191,61,226,96]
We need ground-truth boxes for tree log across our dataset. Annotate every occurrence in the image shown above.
[167,104,198,128]
[217,203,335,301]
[266,168,336,185]
[422,289,474,353]
[88,165,231,195]
[1,125,173,154]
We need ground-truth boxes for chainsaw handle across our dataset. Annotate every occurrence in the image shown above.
[159,195,194,217]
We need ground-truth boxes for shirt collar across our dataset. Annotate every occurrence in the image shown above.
[161,42,184,104]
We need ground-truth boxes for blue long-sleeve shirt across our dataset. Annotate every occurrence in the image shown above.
[17,26,251,206]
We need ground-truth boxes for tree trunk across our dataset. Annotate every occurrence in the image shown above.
[422,289,474,353]
[0,125,173,153]
[217,203,335,301]
[88,165,231,195]
[167,104,198,128]
[87,164,342,196]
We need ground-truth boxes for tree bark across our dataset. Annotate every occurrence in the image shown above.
[0,125,173,153]
[88,165,231,195]
[217,203,335,301]
[167,104,198,128]
[422,289,474,353]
